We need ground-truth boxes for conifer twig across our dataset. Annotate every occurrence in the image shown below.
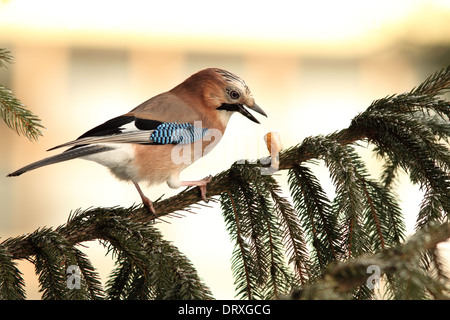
[0,49,44,141]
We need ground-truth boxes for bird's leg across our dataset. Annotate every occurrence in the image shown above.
[133,181,156,215]
[180,175,212,202]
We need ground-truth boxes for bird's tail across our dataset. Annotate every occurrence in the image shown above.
[7,145,113,177]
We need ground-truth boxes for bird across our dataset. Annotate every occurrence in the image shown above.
[7,68,267,214]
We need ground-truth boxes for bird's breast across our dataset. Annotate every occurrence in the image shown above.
[132,131,223,186]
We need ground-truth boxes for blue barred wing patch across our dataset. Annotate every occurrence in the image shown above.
[150,122,208,145]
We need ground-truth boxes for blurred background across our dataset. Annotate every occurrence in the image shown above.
[0,0,449,299]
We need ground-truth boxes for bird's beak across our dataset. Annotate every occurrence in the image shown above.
[239,103,267,124]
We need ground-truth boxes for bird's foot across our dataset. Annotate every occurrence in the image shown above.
[198,175,213,203]
[181,175,213,203]
[133,181,157,218]
[141,195,157,217]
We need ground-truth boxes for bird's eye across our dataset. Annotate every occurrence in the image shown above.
[229,90,240,100]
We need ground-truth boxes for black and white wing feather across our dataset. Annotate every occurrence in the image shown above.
[49,115,208,150]
[48,115,162,151]
[7,116,162,177]
[7,115,208,177]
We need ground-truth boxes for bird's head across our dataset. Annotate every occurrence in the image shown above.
[178,68,267,124]
[214,68,267,124]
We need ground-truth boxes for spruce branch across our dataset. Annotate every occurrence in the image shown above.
[266,176,311,285]
[0,244,26,300]
[0,49,44,141]
[411,64,450,97]
[288,164,340,271]
[0,49,13,68]
[293,221,450,300]
[220,165,294,299]
[221,191,255,299]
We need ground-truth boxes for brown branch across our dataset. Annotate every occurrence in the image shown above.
[3,126,369,261]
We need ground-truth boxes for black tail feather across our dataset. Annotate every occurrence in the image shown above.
[7,145,113,177]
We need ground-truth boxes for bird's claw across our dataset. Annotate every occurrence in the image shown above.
[180,175,213,202]
[198,175,212,203]
[142,197,157,218]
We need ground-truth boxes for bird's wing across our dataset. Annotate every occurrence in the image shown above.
[128,91,200,122]
[7,145,114,177]
[48,94,206,151]
[47,115,163,151]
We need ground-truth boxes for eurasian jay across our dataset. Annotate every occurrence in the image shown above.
[7,68,267,213]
